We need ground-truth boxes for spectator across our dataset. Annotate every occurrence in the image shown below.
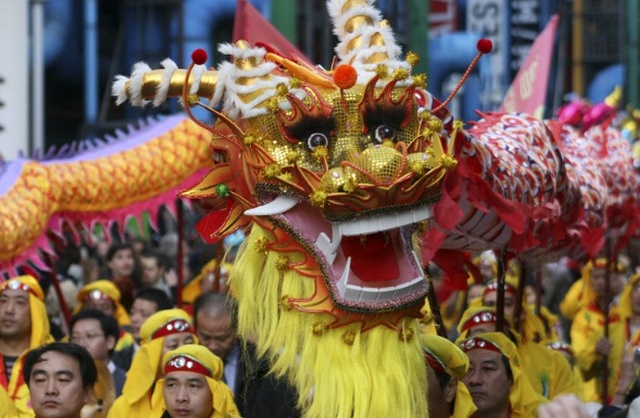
[113,288,173,371]
[105,242,141,309]
[70,309,127,397]
[140,250,174,300]
[193,293,268,416]
[23,342,97,418]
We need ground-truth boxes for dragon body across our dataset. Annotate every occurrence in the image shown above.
[0,115,212,274]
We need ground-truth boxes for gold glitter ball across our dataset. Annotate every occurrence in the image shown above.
[286,150,301,165]
[309,190,327,207]
[311,146,328,160]
[276,82,289,97]
[342,330,356,346]
[275,255,290,271]
[412,74,427,89]
[399,327,415,342]
[186,94,199,106]
[263,163,282,178]
[319,167,358,194]
[374,64,389,78]
[312,322,326,336]
[254,237,269,254]
[406,51,420,66]
[440,154,458,170]
[427,118,443,132]
[453,120,465,130]
[266,97,280,113]
[392,67,410,81]
[243,134,255,145]
[280,295,293,311]
[418,110,432,121]
[289,77,302,89]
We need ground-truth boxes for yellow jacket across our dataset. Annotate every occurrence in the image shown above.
[570,302,623,402]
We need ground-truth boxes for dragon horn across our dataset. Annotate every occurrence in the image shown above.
[112,59,218,107]
[328,0,401,66]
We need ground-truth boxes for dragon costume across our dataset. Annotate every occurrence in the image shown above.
[111,0,640,415]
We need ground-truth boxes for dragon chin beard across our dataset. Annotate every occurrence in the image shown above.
[230,223,429,418]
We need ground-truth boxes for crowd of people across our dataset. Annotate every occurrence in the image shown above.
[1,221,640,417]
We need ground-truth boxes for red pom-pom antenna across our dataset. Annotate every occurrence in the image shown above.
[433,38,492,113]
[191,48,208,65]
[476,38,493,54]
[333,64,358,90]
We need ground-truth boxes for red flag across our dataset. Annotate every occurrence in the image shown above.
[499,15,558,117]
[233,0,309,63]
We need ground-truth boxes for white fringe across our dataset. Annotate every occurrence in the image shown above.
[112,75,129,106]
[154,59,178,107]
[129,62,152,107]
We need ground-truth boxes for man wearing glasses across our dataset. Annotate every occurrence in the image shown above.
[70,309,126,397]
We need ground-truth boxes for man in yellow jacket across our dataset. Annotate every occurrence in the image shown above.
[570,259,625,403]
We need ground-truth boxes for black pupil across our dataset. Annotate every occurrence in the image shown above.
[375,125,394,141]
[309,133,327,148]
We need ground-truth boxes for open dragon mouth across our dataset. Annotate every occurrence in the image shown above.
[245,195,430,311]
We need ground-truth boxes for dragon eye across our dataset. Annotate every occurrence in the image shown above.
[373,125,395,143]
[307,132,329,149]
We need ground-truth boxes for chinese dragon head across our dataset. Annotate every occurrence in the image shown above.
[113,0,476,416]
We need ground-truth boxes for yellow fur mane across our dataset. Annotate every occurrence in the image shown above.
[231,225,428,418]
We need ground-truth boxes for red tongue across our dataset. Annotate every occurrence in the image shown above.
[340,233,399,282]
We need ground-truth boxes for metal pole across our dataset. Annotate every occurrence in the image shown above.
[426,275,447,338]
[31,0,46,154]
[513,261,526,333]
[626,0,639,108]
[602,238,612,405]
[84,0,98,132]
[176,199,185,308]
[495,250,506,333]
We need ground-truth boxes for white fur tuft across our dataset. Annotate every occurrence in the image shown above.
[112,75,129,106]
[154,59,178,107]
[129,62,152,106]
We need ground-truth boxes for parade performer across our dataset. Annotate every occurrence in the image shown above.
[108,308,196,417]
[153,344,240,418]
[75,279,131,326]
[0,275,54,417]
[457,306,579,400]
[420,333,477,418]
[482,278,559,344]
[459,332,546,418]
[74,279,135,353]
[570,259,625,403]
